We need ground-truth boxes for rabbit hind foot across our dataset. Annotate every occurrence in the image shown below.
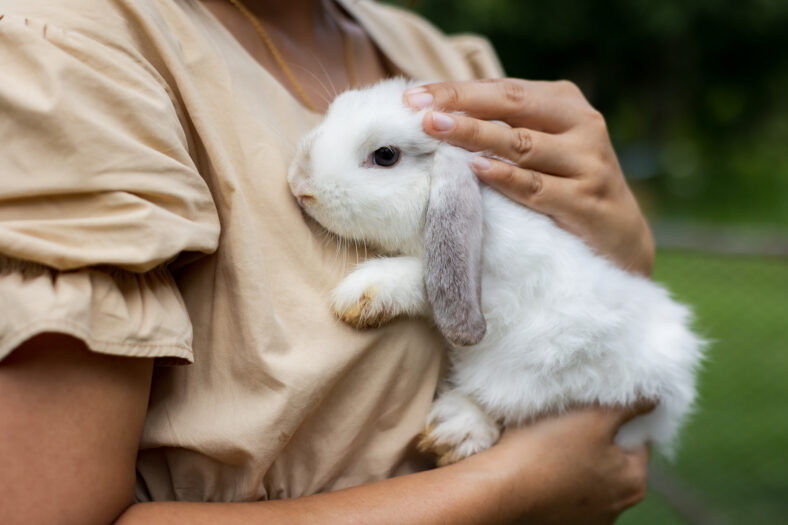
[417,391,501,466]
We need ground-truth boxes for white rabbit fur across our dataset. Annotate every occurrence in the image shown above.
[287,78,704,464]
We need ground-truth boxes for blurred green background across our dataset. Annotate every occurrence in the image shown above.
[392,1,788,523]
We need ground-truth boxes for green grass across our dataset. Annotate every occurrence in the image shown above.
[619,250,788,524]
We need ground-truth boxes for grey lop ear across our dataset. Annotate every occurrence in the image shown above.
[424,146,486,346]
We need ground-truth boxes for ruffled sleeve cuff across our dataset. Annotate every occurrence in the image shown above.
[0,257,194,365]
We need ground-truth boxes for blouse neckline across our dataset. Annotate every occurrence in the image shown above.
[191,0,410,116]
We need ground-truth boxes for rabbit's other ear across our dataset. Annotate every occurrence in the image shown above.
[424,146,486,346]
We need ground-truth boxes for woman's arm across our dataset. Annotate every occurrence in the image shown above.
[120,407,648,525]
[0,334,153,525]
[1,334,648,525]
[404,79,656,276]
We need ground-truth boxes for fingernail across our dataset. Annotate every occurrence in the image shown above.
[404,86,426,96]
[431,112,455,132]
[405,89,434,109]
[471,156,491,173]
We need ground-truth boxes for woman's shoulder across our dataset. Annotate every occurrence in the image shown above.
[0,0,139,43]
[0,0,188,71]
[0,0,219,274]
[341,0,505,80]
[0,0,200,122]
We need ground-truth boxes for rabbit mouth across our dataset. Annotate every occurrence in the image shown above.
[295,194,316,208]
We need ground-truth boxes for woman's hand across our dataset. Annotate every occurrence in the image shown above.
[467,402,654,524]
[404,79,655,275]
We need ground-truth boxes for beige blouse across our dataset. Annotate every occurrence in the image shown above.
[0,0,503,501]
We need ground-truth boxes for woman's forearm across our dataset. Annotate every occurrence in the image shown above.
[118,457,514,525]
[118,405,651,525]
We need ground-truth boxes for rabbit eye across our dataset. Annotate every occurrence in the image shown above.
[372,146,400,167]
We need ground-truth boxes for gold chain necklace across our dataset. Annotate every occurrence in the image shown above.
[226,0,357,112]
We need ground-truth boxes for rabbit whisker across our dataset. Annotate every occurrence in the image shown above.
[305,53,341,98]
[290,61,335,106]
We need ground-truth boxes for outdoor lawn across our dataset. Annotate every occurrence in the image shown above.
[620,249,788,524]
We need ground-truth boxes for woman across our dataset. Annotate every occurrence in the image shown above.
[0,0,655,523]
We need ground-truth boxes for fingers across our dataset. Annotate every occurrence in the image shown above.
[422,111,585,177]
[595,399,658,442]
[405,78,589,133]
[580,400,657,441]
[470,156,576,218]
[405,79,655,277]
[628,443,651,466]
[620,444,650,507]
[615,399,658,426]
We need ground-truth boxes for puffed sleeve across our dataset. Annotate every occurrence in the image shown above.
[0,14,220,363]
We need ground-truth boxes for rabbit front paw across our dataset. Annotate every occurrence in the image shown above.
[330,256,428,329]
[331,281,396,329]
[417,391,501,466]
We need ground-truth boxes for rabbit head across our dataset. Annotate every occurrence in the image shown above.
[288,79,437,254]
[288,78,486,346]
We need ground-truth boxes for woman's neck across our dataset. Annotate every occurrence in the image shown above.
[207,0,335,46]
[242,0,324,16]
[238,0,328,37]
[200,0,392,112]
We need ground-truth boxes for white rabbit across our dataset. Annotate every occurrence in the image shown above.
[287,78,704,466]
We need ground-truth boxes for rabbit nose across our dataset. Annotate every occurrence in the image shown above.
[288,170,313,195]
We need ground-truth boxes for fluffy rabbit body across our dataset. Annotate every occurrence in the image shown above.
[288,78,703,465]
